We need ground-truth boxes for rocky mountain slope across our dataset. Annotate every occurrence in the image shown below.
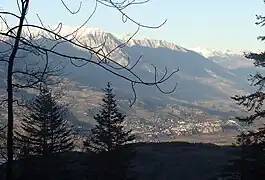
[190,48,252,69]
[191,47,262,85]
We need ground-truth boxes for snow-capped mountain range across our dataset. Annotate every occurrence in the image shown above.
[10,25,254,70]
[49,26,254,70]
[0,26,258,102]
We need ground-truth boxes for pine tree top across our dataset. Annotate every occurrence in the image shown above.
[84,82,135,153]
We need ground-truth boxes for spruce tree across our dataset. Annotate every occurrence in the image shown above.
[14,86,74,179]
[83,82,135,180]
[15,87,74,156]
[84,82,135,152]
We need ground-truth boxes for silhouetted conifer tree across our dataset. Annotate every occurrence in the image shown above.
[83,82,135,180]
[15,87,74,156]
[14,86,74,179]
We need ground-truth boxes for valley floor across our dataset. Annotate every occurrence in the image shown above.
[169,132,237,145]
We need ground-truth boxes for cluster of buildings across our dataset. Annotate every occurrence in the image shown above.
[121,106,229,142]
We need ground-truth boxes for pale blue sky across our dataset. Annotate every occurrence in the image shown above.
[1,0,265,52]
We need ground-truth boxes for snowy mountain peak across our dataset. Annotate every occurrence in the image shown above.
[126,38,188,52]
[48,25,106,38]
[19,25,111,42]
[190,47,244,58]
[189,47,255,69]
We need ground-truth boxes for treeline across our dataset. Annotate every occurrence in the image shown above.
[1,82,135,180]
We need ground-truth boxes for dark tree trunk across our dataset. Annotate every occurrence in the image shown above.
[7,64,14,180]
[6,2,29,179]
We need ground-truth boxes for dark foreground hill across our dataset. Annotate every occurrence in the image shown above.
[0,142,235,180]
[133,142,233,180]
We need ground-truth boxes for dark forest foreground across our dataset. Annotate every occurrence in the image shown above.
[0,142,234,180]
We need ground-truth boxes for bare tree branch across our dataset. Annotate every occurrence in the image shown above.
[60,0,83,14]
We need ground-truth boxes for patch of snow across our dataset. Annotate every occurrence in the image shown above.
[204,68,217,78]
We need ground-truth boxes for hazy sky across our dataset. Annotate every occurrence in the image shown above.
[1,0,265,52]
